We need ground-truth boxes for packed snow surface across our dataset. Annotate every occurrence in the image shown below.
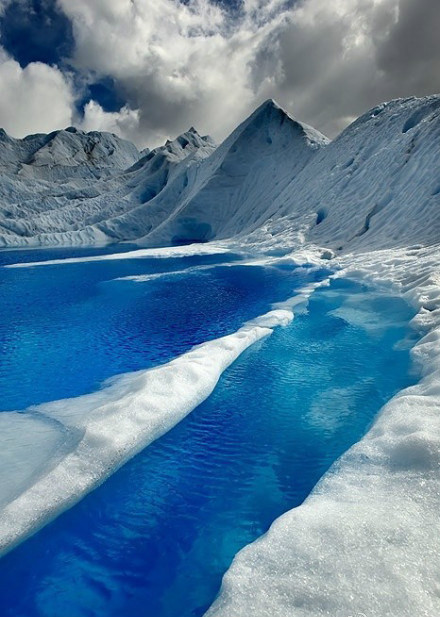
[1,94,440,616]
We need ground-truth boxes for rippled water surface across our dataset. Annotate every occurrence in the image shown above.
[0,248,309,411]
[0,246,417,617]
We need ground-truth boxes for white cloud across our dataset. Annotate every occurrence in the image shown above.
[81,100,141,143]
[60,0,436,145]
[0,49,74,137]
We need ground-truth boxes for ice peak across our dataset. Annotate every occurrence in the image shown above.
[236,98,329,149]
[245,98,304,131]
[247,99,283,124]
[255,98,280,113]
[168,127,215,152]
[64,126,80,134]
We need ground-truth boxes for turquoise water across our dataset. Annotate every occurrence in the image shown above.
[0,248,416,617]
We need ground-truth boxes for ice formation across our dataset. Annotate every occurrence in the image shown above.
[0,100,325,247]
[0,309,292,555]
[207,247,440,617]
[1,94,440,615]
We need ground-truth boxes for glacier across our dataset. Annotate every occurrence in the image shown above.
[1,94,440,616]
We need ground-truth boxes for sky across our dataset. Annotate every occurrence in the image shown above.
[0,0,439,148]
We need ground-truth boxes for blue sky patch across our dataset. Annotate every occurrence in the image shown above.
[0,0,74,67]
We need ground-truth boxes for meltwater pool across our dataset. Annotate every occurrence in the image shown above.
[0,246,417,617]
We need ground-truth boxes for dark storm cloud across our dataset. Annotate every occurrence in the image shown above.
[247,1,397,136]
[376,0,440,95]
[248,0,440,138]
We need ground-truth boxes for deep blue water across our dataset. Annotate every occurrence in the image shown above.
[0,247,417,617]
[0,248,316,411]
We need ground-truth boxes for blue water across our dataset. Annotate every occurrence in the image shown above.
[0,249,317,411]
[0,248,417,617]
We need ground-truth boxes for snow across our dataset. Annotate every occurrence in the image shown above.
[0,100,325,247]
[235,95,440,255]
[5,242,231,268]
[0,308,292,557]
[0,127,140,180]
[1,93,440,615]
[1,95,440,253]
[137,99,328,246]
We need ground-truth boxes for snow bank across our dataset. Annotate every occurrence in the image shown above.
[0,308,292,556]
[205,246,440,617]
[5,242,231,268]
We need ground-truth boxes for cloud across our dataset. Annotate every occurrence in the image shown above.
[1,0,440,145]
[252,0,403,136]
[57,0,289,145]
[81,100,141,142]
[58,0,440,146]
[254,0,440,136]
[0,49,74,137]
[376,0,440,94]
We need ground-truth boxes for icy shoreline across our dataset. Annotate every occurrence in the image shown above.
[1,240,437,615]
[4,242,231,267]
[0,307,294,557]
[206,243,440,617]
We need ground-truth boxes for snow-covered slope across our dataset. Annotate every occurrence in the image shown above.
[249,95,440,253]
[0,126,215,247]
[0,127,140,180]
[138,99,328,245]
[0,100,327,247]
[1,96,440,251]
[93,127,217,242]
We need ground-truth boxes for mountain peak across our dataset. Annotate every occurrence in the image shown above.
[234,98,329,149]
[247,99,282,124]
[64,126,81,134]
[255,98,280,112]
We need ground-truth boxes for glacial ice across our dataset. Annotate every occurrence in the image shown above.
[5,242,231,268]
[206,248,440,617]
[1,93,440,616]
